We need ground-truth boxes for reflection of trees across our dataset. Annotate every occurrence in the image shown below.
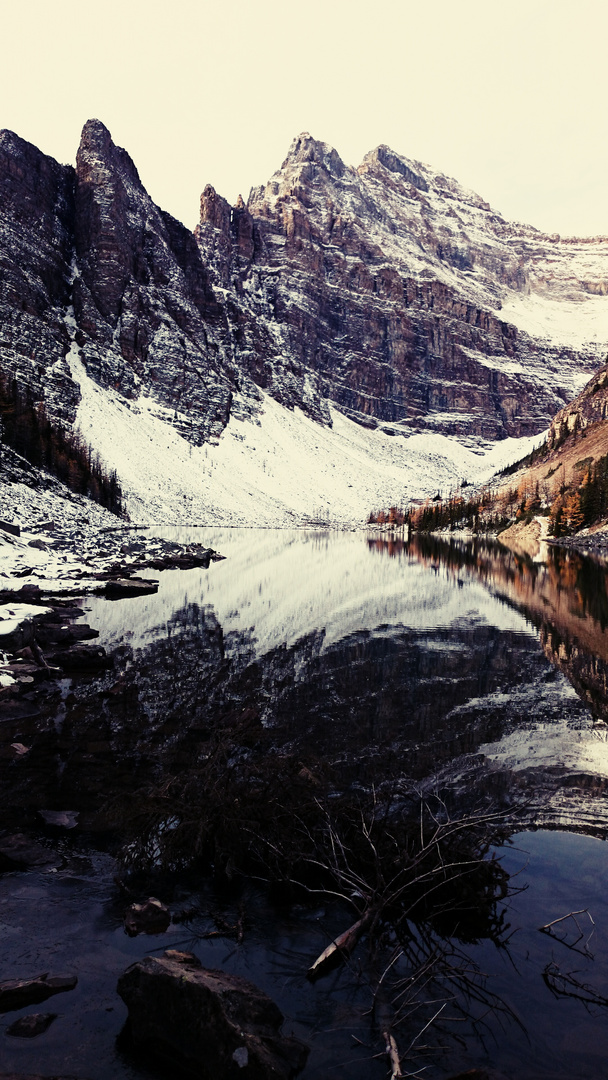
[540,626,608,723]
[369,534,608,723]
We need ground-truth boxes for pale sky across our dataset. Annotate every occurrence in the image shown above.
[3,0,607,236]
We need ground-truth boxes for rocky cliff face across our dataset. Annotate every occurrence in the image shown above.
[72,120,241,443]
[0,122,607,449]
[0,129,77,424]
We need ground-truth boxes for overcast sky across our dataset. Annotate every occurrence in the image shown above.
[3,0,607,236]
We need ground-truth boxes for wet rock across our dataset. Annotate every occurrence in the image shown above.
[7,662,53,684]
[6,1012,57,1038]
[124,897,171,936]
[46,644,110,671]
[446,1071,511,1080]
[34,622,99,646]
[104,577,158,599]
[38,810,79,829]
[0,834,56,870]
[0,974,77,1012]
[0,1075,90,1079]
[117,950,309,1079]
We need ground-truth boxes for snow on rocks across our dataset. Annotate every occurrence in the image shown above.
[0,465,220,594]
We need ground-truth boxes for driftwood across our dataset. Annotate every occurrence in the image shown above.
[383,1029,402,1078]
[307,908,375,980]
[543,961,608,1007]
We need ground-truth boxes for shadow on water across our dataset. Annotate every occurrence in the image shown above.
[4,529,608,1077]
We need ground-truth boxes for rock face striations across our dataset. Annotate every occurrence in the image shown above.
[199,133,607,440]
[1,121,607,449]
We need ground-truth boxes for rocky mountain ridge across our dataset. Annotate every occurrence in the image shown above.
[1,120,607,471]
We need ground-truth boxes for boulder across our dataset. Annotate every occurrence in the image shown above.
[117,950,308,1079]
[34,622,99,646]
[0,521,21,537]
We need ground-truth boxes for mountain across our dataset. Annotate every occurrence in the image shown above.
[198,133,608,441]
[1,120,607,522]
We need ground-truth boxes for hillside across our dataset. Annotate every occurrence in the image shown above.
[498,360,608,545]
[400,358,608,550]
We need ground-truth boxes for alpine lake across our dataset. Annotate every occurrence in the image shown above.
[4,526,608,1079]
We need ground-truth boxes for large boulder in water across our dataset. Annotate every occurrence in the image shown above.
[117,949,308,1079]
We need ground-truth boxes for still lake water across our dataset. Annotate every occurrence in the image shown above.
[4,528,608,1078]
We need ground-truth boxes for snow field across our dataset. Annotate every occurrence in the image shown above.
[69,354,543,527]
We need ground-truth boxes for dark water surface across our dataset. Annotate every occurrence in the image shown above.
[3,529,608,1078]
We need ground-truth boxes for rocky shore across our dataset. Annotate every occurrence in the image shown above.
[0,446,224,594]
[546,524,608,559]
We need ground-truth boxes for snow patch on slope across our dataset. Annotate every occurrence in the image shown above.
[500,293,608,351]
[70,354,541,526]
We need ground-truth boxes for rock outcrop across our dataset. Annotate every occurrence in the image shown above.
[546,359,608,449]
[0,122,607,451]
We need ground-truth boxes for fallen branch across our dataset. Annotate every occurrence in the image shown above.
[307,908,376,980]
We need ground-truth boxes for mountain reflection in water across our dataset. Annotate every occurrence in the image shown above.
[43,527,600,838]
[4,529,608,838]
[5,529,608,1080]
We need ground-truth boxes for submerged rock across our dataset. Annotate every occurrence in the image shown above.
[0,834,56,871]
[124,897,171,936]
[0,974,77,1012]
[117,949,308,1078]
[6,1012,57,1038]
